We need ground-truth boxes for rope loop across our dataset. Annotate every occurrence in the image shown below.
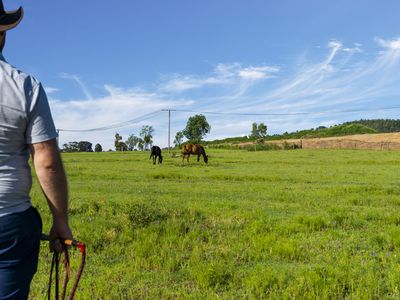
[41,234,86,300]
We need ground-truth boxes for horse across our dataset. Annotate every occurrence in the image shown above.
[149,146,163,164]
[182,144,208,164]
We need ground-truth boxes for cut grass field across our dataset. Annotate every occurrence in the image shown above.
[232,132,400,151]
[29,149,400,299]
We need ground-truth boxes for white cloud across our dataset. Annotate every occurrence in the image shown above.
[159,63,279,92]
[342,44,362,54]
[376,37,400,50]
[239,66,280,80]
[50,85,193,150]
[159,75,227,92]
[59,73,93,100]
[328,40,342,50]
[45,87,59,94]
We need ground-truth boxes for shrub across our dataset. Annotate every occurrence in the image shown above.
[128,203,167,228]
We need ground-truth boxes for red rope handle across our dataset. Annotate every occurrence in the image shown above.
[42,235,86,300]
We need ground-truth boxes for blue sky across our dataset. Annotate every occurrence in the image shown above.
[3,0,400,149]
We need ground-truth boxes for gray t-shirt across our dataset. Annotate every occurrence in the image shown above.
[0,53,58,217]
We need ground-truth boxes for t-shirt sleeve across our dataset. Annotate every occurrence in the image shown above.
[25,83,58,144]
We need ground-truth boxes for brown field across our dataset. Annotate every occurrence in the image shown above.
[242,132,400,150]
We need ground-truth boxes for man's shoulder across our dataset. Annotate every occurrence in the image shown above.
[0,59,41,91]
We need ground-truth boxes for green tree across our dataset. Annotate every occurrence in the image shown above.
[94,143,103,152]
[174,131,184,148]
[250,122,268,140]
[119,142,128,151]
[126,134,140,151]
[140,125,154,150]
[62,141,79,152]
[78,141,93,152]
[115,133,122,151]
[137,138,144,151]
[258,123,267,138]
[183,114,211,143]
[62,141,93,152]
[115,133,127,151]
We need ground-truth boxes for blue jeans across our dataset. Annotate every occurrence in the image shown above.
[0,207,42,300]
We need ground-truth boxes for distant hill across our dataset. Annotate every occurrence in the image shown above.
[343,119,400,133]
[205,119,400,145]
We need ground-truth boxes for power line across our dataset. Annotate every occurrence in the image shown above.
[172,105,400,116]
[58,110,162,132]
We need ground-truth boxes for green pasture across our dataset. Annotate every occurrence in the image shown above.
[29,149,400,299]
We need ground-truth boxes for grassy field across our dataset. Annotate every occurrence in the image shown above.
[29,149,400,299]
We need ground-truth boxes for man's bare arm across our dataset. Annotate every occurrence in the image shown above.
[30,139,73,251]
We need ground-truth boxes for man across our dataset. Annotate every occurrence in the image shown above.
[0,2,73,299]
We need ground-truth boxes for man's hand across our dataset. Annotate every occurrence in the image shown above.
[49,220,73,253]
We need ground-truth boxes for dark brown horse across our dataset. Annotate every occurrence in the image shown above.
[182,144,208,164]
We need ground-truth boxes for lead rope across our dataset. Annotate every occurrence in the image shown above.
[41,234,86,300]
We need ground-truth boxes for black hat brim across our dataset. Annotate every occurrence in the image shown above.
[0,7,23,32]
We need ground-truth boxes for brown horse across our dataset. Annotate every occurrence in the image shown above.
[182,144,208,164]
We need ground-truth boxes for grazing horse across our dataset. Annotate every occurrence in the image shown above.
[149,146,163,164]
[182,144,208,164]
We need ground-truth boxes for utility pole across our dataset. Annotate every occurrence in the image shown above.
[161,109,176,153]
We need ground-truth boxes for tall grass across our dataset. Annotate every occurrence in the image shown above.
[29,149,400,299]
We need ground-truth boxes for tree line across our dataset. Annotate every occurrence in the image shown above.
[61,125,155,153]
[115,125,155,151]
[61,114,269,152]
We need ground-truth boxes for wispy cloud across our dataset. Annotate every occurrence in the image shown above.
[376,37,400,50]
[238,66,280,80]
[45,87,60,94]
[159,74,227,92]
[158,63,279,92]
[342,43,362,54]
[233,37,400,113]
[59,73,94,100]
